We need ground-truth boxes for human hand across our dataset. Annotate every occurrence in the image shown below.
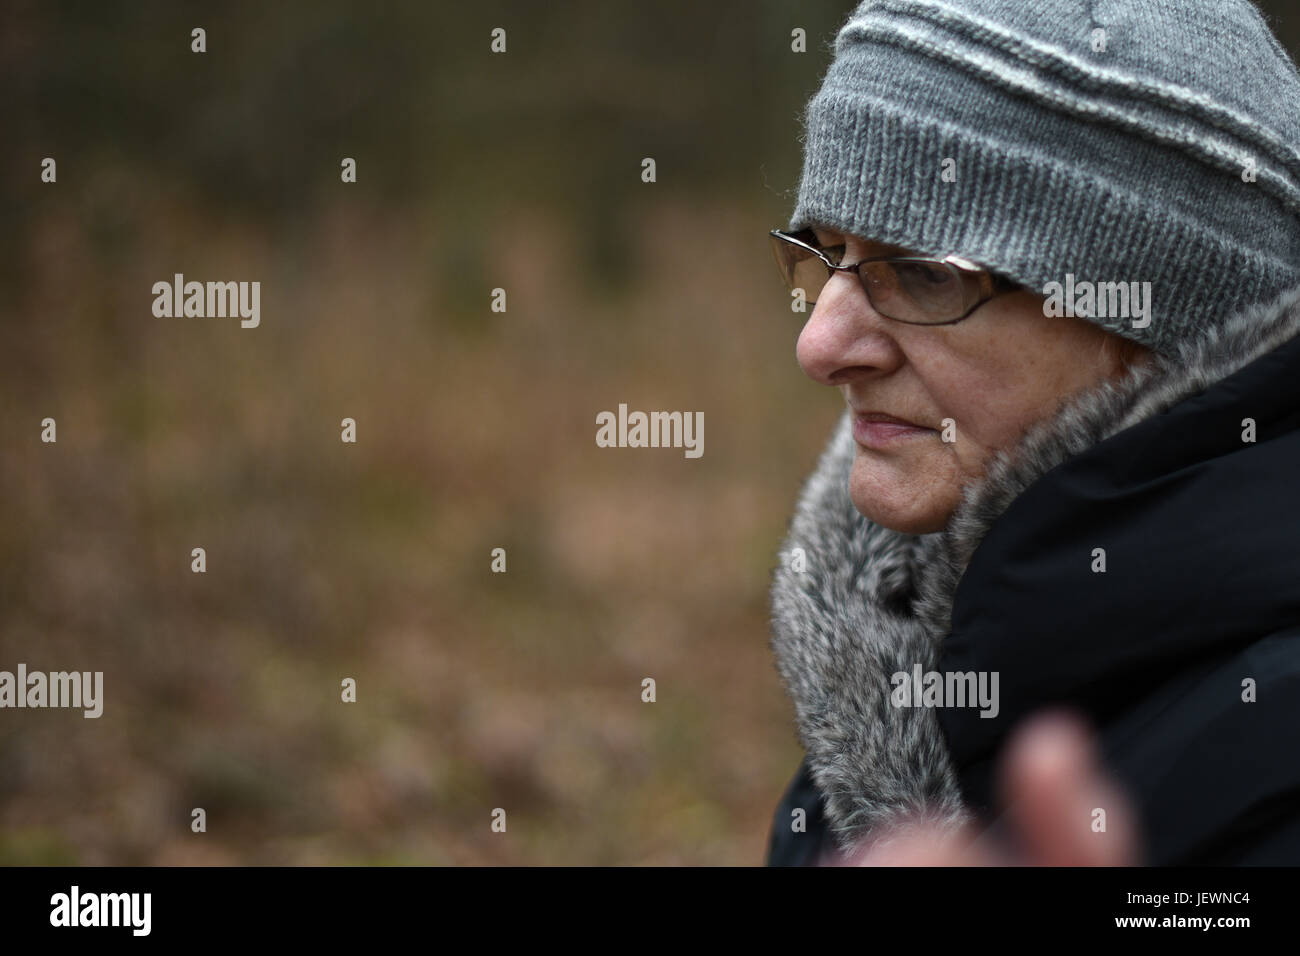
[840,709,1141,866]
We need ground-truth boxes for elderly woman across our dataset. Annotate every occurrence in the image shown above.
[766,0,1300,866]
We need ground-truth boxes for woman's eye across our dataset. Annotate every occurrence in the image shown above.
[899,263,952,285]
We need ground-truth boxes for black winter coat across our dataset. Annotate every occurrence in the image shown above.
[766,285,1300,866]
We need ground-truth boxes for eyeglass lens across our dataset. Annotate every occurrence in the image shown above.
[774,234,975,323]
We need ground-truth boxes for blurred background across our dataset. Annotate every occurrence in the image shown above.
[1,1,1297,866]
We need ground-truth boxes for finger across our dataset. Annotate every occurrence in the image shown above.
[999,709,1139,866]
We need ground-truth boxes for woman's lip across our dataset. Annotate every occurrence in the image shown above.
[855,411,926,427]
[852,413,934,447]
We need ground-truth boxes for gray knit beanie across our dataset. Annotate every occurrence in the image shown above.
[789,0,1300,356]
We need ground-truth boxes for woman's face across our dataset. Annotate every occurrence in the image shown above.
[796,225,1152,534]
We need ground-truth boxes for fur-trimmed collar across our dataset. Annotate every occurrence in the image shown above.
[769,284,1300,855]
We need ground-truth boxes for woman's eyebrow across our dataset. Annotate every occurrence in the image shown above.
[809,225,910,256]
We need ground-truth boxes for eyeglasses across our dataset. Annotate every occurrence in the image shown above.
[769,228,1016,325]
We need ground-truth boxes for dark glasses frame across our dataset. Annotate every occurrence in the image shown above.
[769,227,1017,325]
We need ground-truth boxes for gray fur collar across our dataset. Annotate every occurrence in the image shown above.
[769,284,1300,855]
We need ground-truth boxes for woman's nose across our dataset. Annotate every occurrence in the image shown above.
[796,272,904,386]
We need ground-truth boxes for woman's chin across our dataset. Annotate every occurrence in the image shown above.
[849,457,951,534]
